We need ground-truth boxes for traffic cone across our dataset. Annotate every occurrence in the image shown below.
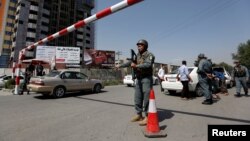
[142,89,167,138]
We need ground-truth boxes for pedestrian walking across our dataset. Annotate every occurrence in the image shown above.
[177,60,193,100]
[116,39,155,126]
[20,64,33,95]
[158,64,165,93]
[232,60,249,97]
[196,54,213,105]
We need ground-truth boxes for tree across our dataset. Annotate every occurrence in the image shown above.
[232,40,250,69]
[213,62,233,73]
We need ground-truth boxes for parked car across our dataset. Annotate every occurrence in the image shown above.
[0,75,24,88]
[123,74,159,87]
[162,67,202,96]
[162,66,233,97]
[212,67,234,88]
[27,70,104,98]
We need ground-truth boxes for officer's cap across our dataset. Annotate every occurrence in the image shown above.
[198,53,205,58]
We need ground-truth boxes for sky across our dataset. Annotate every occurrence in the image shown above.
[95,0,250,66]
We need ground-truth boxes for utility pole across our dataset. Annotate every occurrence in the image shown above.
[116,51,122,65]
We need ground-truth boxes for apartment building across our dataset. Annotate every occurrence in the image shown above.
[9,0,95,66]
[0,0,17,68]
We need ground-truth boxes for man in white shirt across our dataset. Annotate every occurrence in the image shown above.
[158,64,165,92]
[177,60,193,100]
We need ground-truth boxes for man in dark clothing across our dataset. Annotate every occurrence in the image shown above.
[116,39,155,126]
[232,60,249,97]
[20,63,34,95]
[197,54,213,105]
[36,62,44,76]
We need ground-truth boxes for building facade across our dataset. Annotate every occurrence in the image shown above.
[0,0,17,68]
[9,0,95,66]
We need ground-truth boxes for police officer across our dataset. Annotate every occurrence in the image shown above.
[116,39,155,126]
[232,60,249,97]
[197,54,213,105]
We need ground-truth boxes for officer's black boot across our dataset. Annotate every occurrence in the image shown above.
[202,99,213,105]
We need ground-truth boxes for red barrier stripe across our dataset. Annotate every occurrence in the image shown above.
[30,45,35,49]
[16,76,20,85]
[74,21,86,29]
[96,8,112,19]
[38,40,43,45]
[127,0,143,5]
[47,35,54,41]
[59,28,68,36]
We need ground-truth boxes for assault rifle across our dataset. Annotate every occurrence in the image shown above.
[127,49,137,79]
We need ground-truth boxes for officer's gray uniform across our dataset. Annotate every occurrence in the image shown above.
[120,51,155,116]
[197,58,213,100]
[232,65,249,95]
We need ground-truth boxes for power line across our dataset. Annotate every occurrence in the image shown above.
[151,0,240,45]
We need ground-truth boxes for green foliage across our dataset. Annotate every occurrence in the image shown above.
[232,40,250,68]
[4,79,15,89]
[214,62,233,73]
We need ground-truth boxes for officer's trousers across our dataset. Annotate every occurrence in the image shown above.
[198,76,212,100]
[134,76,153,116]
[235,77,248,94]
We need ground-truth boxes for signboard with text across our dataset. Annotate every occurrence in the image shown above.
[56,47,80,64]
[36,46,56,61]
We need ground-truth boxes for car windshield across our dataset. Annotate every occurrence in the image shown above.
[45,71,61,77]
[168,68,194,74]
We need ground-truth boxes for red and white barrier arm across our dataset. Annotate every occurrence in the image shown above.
[14,0,143,95]
[12,62,16,79]
[14,50,25,95]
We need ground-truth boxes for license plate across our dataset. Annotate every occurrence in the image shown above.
[169,79,176,82]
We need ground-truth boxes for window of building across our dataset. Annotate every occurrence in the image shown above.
[6,22,14,27]
[7,15,15,19]
[4,40,12,45]
[18,20,23,24]
[26,37,35,42]
[27,28,36,32]
[5,31,13,36]
[86,40,90,44]
[30,1,38,6]
[41,22,49,26]
[42,13,49,18]
[29,10,38,15]
[28,19,37,23]
[41,30,48,35]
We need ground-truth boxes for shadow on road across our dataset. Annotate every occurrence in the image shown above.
[75,96,250,124]
[33,90,108,100]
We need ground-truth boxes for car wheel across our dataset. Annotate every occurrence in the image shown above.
[168,90,176,95]
[53,86,65,98]
[93,84,102,93]
[195,85,203,97]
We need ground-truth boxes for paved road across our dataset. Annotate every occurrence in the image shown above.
[0,85,249,141]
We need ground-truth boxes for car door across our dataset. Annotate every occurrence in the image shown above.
[61,72,78,91]
[76,72,91,90]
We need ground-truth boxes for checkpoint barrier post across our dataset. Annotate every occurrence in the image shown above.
[12,62,16,79]
[13,0,144,95]
[142,89,167,138]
